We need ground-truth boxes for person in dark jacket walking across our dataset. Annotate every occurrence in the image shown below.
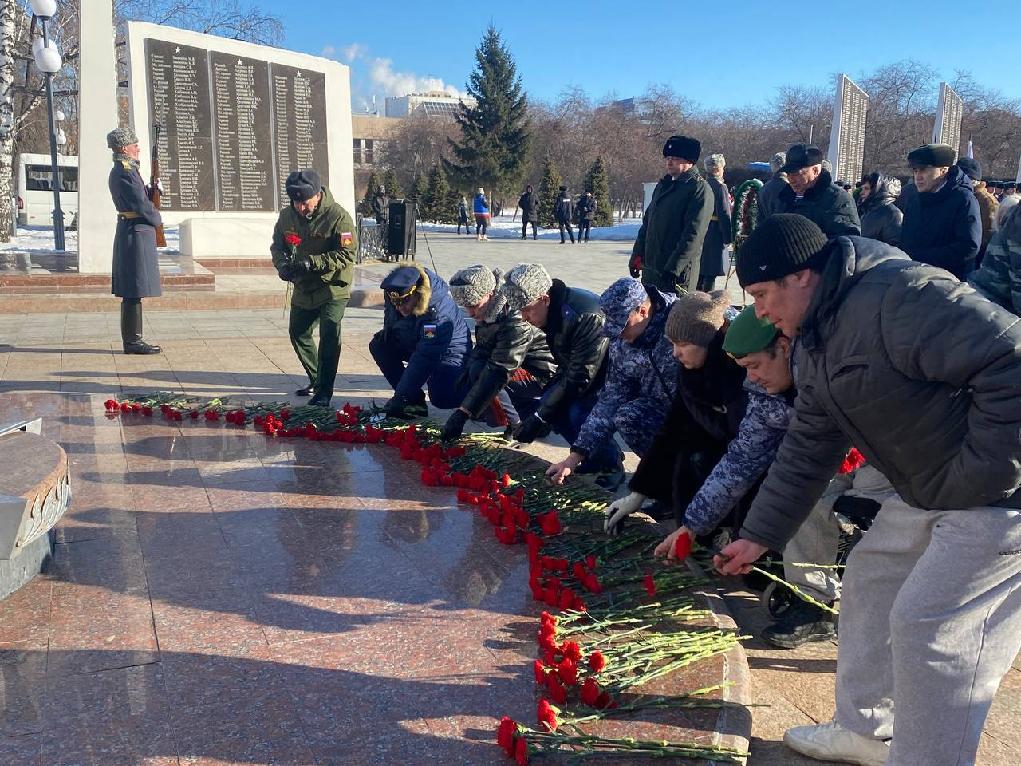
[630,135,714,293]
[776,144,860,237]
[370,265,472,419]
[576,191,596,243]
[457,195,471,235]
[719,213,1021,766]
[900,143,981,278]
[442,265,556,441]
[545,278,679,490]
[501,264,621,475]
[958,157,997,264]
[757,152,788,225]
[107,127,162,355]
[858,172,903,246]
[697,154,733,291]
[518,185,539,240]
[554,186,575,244]
[371,186,388,227]
[271,169,358,407]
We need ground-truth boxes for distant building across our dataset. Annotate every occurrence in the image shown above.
[383,91,473,118]
[351,114,404,169]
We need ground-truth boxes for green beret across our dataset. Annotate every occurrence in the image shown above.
[907,143,956,169]
[723,305,780,357]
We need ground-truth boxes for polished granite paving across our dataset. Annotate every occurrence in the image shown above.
[0,393,545,765]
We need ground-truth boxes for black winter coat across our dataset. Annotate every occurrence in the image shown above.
[537,279,609,422]
[629,330,748,501]
[900,165,981,279]
[778,169,860,237]
[633,168,714,293]
[460,299,556,418]
[518,192,538,223]
[699,176,733,280]
[109,158,162,300]
[860,199,903,247]
[554,196,574,224]
[577,196,596,222]
[740,236,1021,551]
[756,173,788,225]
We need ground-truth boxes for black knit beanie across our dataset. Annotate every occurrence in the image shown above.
[736,214,830,287]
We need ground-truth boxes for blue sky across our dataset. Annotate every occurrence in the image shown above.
[262,0,1020,111]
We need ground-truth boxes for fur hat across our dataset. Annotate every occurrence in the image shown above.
[502,264,553,311]
[449,265,499,307]
[285,170,322,202]
[770,152,786,173]
[107,126,138,150]
[907,144,957,169]
[704,153,726,173]
[736,214,830,287]
[957,157,982,181]
[663,135,701,163]
[599,278,649,338]
[782,144,824,173]
[380,264,432,316]
[664,290,731,346]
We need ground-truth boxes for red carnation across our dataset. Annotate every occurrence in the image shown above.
[283,232,302,247]
[496,716,517,755]
[560,640,583,661]
[673,530,693,562]
[580,677,600,706]
[532,659,546,685]
[556,657,578,686]
[537,699,558,732]
[538,510,562,536]
[547,675,568,705]
[588,650,606,673]
[643,573,657,597]
[515,736,529,766]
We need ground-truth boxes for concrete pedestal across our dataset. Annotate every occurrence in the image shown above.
[180,217,275,260]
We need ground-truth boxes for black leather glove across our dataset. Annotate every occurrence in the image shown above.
[514,413,551,444]
[628,252,643,278]
[292,254,313,276]
[277,263,295,282]
[383,394,409,419]
[833,495,882,529]
[441,409,469,441]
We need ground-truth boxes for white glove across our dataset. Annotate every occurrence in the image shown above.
[603,492,646,535]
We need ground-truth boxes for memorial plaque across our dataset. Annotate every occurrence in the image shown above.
[932,82,964,155]
[270,63,330,205]
[826,74,869,184]
[143,39,329,212]
[146,39,215,210]
[209,52,274,211]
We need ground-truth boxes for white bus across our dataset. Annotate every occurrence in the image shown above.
[17,153,78,227]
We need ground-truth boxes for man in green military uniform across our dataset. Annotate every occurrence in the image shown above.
[271,169,357,408]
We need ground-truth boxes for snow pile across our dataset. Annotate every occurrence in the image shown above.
[419,213,641,241]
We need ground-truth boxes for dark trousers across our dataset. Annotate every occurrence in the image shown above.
[558,221,574,243]
[368,332,468,409]
[289,298,348,400]
[458,218,471,234]
[474,215,488,236]
[696,274,717,291]
[521,221,537,239]
[544,389,621,471]
[578,221,591,241]
[484,375,545,427]
[120,297,144,347]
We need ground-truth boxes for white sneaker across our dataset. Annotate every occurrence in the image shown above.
[784,721,889,766]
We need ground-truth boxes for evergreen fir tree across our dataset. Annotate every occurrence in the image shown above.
[422,165,450,222]
[444,25,531,197]
[585,157,614,227]
[408,174,427,205]
[537,157,563,228]
[442,187,462,225]
[381,168,403,200]
[359,172,380,217]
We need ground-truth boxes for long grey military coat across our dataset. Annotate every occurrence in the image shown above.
[108,158,162,299]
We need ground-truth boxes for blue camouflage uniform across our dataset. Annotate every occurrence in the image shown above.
[572,279,678,460]
[370,266,471,409]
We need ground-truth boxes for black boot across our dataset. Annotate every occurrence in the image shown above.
[121,300,161,355]
[760,599,837,649]
[295,384,315,396]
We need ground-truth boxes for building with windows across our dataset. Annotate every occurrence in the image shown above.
[352,114,404,169]
[383,91,472,118]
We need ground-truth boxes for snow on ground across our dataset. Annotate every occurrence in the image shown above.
[0,225,181,254]
[419,213,642,241]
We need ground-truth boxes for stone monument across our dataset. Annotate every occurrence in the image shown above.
[826,74,869,185]
[932,82,964,156]
[125,23,354,263]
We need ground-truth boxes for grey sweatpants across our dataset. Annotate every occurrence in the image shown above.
[783,465,894,602]
[834,495,1021,766]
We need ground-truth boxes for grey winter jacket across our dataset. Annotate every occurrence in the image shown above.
[859,175,903,247]
[740,235,1021,551]
[777,169,861,237]
[460,294,557,419]
[683,383,793,536]
[969,205,1021,315]
[572,289,678,457]
[633,168,714,293]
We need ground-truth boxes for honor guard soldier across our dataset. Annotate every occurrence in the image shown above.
[107,126,162,354]
[271,169,357,408]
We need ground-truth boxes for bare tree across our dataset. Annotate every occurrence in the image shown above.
[114,0,283,45]
[378,113,460,195]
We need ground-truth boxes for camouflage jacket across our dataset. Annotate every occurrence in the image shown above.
[969,214,1021,314]
[681,382,794,536]
[572,290,678,457]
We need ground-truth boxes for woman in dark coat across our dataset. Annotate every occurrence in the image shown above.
[697,154,733,291]
[858,172,903,246]
[107,127,162,354]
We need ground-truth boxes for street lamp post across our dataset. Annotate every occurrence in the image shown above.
[30,0,65,252]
